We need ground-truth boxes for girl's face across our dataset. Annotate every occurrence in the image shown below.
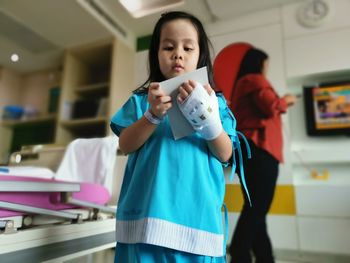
[158,19,200,79]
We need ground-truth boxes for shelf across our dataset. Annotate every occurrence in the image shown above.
[294,173,346,186]
[74,82,109,97]
[69,40,112,85]
[292,158,350,186]
[60,116,107,128]
[54,39,115,144]
[1,114,57,127]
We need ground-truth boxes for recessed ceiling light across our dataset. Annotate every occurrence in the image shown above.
[11,53,19,62]
[119,0,185,18]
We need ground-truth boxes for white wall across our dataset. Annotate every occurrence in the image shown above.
[282,0,350,78]
[281,0,350,255]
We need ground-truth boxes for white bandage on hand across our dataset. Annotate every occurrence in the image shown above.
[177,83,223,140]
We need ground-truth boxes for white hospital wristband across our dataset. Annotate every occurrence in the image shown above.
[144,109,163,125]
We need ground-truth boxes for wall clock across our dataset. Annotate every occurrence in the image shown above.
[296,0,333,28]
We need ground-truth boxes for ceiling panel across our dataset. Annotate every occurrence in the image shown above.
[206,0,303,20]
[100,0,213,37]
[0,10,57,53]
[0,0,111,47]
[0,0,112,73]
[0,0,303,73]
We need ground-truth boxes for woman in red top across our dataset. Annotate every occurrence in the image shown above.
[228,48,296,263]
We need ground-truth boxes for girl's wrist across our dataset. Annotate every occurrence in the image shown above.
[144,109,163,125]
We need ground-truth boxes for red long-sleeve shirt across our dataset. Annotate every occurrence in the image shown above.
[231,74,287,163]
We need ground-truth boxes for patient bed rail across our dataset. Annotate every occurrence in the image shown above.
[0,181,80,192]
[62,193,115,214]
[0,201,80,220]
[0,176,115,236]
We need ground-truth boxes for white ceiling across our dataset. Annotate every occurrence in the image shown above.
[0,0,302,73]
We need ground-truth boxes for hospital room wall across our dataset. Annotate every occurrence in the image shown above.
[211,1,350,256]
[280,0,350,255]
[212,0,350,255]
[133,0,350,256]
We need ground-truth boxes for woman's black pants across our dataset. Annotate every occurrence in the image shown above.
[229,140,279,263]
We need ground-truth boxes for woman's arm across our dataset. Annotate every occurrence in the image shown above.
[253,89,297,117]
[253,88,288,117]
[245,75,296,117]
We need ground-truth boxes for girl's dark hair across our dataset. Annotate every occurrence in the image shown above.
[235,48,269,82]
[135,11,214,93]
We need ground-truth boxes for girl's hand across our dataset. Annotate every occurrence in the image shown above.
[176,80,222,141]
[148,82,172,118]
[177,80,213,104]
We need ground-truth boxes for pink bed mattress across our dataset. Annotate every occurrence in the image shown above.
[0,175,111,218]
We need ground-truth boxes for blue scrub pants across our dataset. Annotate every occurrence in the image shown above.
[115,242,226,263]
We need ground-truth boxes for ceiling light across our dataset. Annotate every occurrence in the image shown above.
[11,53,19,62]
[119,0,185,18]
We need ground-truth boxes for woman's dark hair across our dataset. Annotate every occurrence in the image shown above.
[235,48,269,83]
[135,11,214,93]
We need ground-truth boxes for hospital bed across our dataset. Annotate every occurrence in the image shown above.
[0,140,126,263]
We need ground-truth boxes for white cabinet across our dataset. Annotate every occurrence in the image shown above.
[298,217,350,254]
[296,183,350,217]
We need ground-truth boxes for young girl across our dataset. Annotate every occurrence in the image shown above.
[110,11,242,263]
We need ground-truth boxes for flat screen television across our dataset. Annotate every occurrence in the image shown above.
[303,81,350,136]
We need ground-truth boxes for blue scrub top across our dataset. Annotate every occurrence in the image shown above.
[110,92,239,257]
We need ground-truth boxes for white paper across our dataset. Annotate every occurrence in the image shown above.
[160,67,209,140]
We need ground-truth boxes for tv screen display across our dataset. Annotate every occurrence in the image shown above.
[303,81,350,136]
